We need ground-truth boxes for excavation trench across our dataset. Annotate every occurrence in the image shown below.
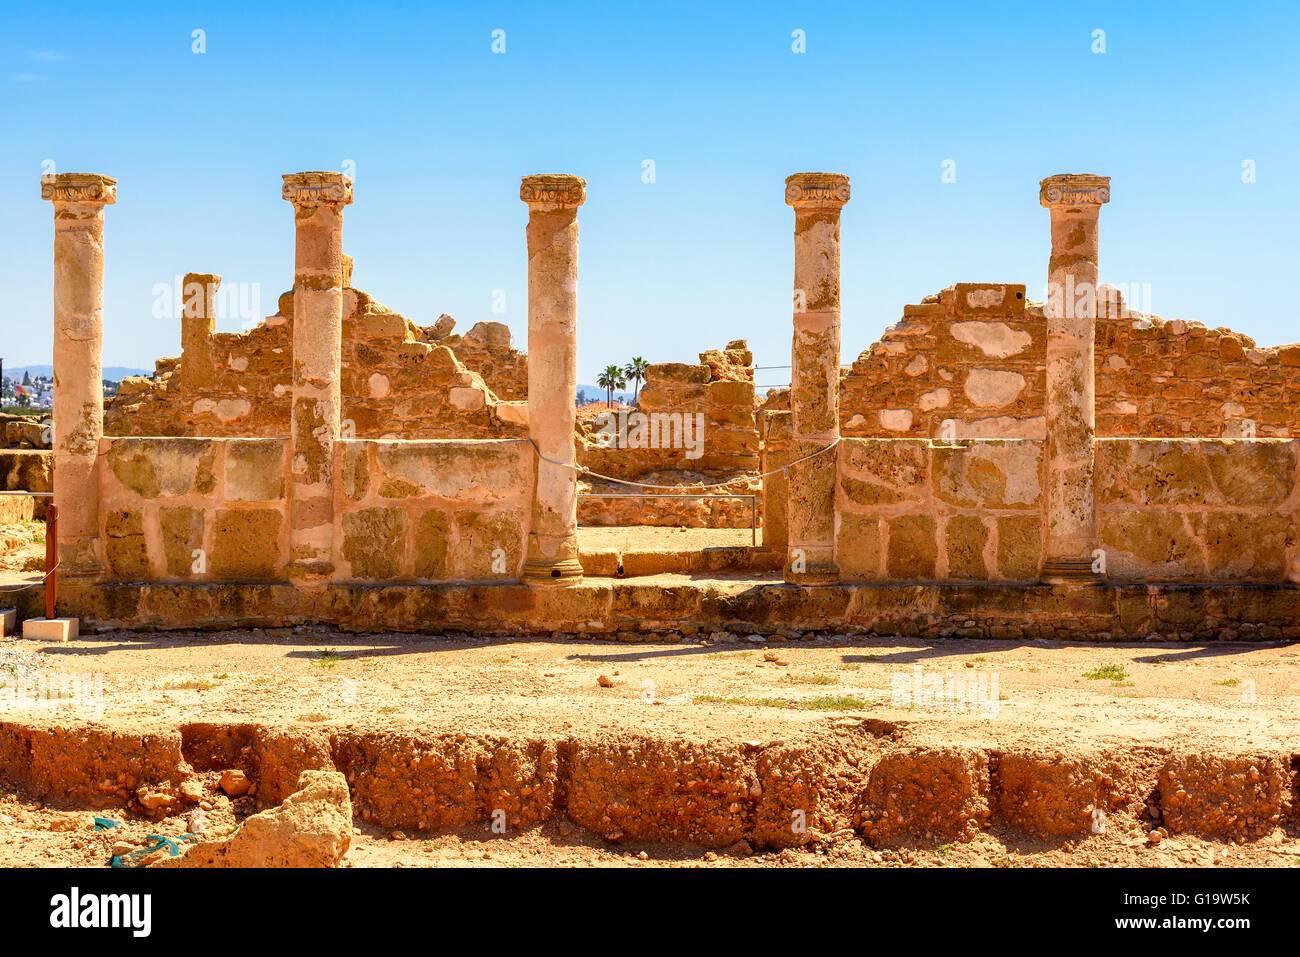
[0,718,1294,851]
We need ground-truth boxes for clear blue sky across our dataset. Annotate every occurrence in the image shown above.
[2,0,1297,385]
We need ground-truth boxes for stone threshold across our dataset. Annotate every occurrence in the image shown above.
[17,578,1300,641]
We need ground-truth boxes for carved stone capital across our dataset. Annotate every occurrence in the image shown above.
[282,171,354,208]
[785,172,850,210]
[520,174,586,210]
[41,173,117,205]
[1039,174,1110,209]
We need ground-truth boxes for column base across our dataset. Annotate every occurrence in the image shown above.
[521,557,585,586]
[1040,557,1104,585]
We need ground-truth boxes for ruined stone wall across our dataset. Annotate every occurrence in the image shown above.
[577,340,761,528]
[1,413,50,450]
[835,439,1045,583]
[841,284,1044,440]
[1095,316,1300,438]
[333,439,533,583]
[105,288,528,440]
[841,282,1300,440]
[1096,439,1299,581]
[99,437,289,582]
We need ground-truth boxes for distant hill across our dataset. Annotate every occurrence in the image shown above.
[1,364,151,381]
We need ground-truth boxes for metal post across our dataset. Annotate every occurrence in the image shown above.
[45,504,58,619]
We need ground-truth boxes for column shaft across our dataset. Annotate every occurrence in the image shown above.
[282,172,352,584]
[1039,174,1110,583]
[520,175,586,584]
[785,173,850,585]
[43,174,116,580]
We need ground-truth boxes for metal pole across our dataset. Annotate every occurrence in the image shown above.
[45,503,58,620]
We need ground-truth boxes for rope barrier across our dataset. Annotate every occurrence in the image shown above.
[523,435,841,491]
[0,562,58,593]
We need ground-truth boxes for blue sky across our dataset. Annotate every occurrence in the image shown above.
[2,0,1297,385]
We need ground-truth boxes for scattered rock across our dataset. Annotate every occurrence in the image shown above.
[136,789,176,812]
[597,675,614,688]
[1147,829,1163,845]
[218,769,251,797]
[160,770,352,868]
[179,780,204,804]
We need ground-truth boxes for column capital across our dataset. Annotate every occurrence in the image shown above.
[785,172,850,210]
[41,173,117,205]
[282,171,353,208]
[1039,174,1110,209]
[520,174,586,210]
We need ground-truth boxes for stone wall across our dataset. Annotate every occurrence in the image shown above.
[841,284,1044,439]
[105,284,528,440]
[835,439,1045,582]
[333,439,533,583]
[99,437,289,582]
[577,340,761,528]
[1,413,50,450]
[1095,314,1300,438]
[94,435,534,585]
[841,282,1300,441]
[1096,439,1299,581]
[0,450,51,519]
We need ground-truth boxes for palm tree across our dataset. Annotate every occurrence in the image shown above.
[623,357,650,404]
[597,365,626,407]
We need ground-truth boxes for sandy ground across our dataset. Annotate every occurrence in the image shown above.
[6,629,1296,751]
[2,628,1298,868]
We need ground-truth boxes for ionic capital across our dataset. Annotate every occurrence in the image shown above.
[1039,174,1110,209]
[785,173,850,210]
[520,174,586,210]
[282,171,354,208]
[41,173,117,205]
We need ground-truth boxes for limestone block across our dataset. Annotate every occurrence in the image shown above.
[22,618,79,642]
[836,513,881,579]
[1099,510,1205,579]
[374,441,527,500]
[413,510,451,580]
[448,387,486,411]
[963,369,1026,408]
[886,514,937,579]
[341,507,407,580]
[949,321,1032,358]
[934,441,1042,508]
[225,440,286,502]
[104,508,149,579]
[210,509,283,579]
[160,506,205,577]
[996,514,1041,581]
[106,438,217,499]
[945,515,989,580]
[453,510,525,580]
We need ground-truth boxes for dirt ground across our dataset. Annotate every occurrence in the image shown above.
[2,628,1298,868]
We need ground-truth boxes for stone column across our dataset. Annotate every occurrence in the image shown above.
[181,272,220,391]
[520,175,585,584]
[1039,174,1110,583]
[282,171,352,584]
[42,173,116,580]
[784,173,850,584]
